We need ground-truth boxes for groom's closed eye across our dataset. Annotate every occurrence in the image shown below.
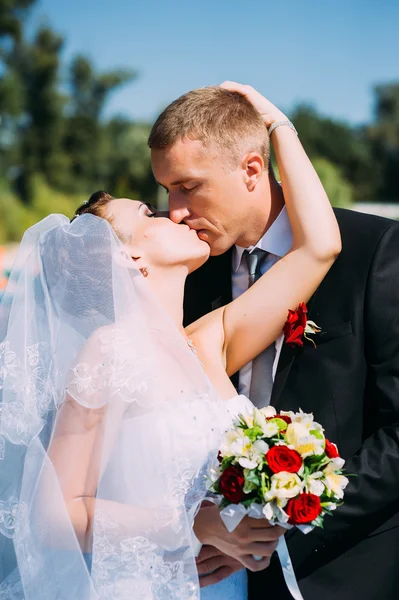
[180,183,200,194]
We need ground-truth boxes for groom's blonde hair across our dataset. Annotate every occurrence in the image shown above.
[148,86,270,170]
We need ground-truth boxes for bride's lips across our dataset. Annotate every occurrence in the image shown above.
[196,230,208,241]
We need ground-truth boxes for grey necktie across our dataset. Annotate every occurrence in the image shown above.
[243,249,275,409]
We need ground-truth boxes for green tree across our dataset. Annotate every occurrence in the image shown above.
[367,83,399,202]
[0,8,67,201]
[0,0,35,42]
[312,157,353,208]
[18,26,67,197]
[104,118,157,200]
[291,105,378,202]
[64,56,136,191]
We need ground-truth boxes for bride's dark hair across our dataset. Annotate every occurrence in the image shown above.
[72,191,131,244]
[72,190,114,221]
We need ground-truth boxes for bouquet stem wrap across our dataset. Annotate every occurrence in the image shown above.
[220,503,305,600]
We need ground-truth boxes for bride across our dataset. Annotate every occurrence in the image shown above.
[0,89,340,599]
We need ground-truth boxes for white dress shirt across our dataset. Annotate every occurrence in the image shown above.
[232,206,293,399]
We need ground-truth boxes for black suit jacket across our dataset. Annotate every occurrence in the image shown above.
[184,208,399,600]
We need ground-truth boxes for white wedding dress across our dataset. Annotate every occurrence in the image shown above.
[101,393,252,600]
[100,393,253,600]
[199,393,255,600]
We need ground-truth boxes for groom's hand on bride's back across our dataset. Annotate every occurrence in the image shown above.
[193,503,284,575]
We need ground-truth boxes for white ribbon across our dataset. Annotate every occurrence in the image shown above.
[219,501,307,600]
[276,535,304,600]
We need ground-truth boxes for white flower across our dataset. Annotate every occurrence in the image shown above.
[260,406,277,419]
[291,409,315,429]
[305,471,325,496]
[285,422,325,458]
[262,420,280,438]
[219,429,246,458]
[305,320,321,335]
[253,439,269,455]
[280,410,295,421]
[235,438,269,470]
[283,409,324,437]
[250,408,281,438]
[240,413,255,428]
[252,408,268,431]
[326,457,346,470]
[263,499,290,524]
[264,472,303,501]
[323,460,349,499]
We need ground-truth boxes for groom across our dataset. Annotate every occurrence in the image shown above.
[149,83,399,599]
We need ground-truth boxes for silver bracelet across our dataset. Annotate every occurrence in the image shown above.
[268,120,298,137]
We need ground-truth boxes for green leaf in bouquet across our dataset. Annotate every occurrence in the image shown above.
[312,515,325,529]
[242,497,257,508]
[244,469,261,487]
[260,471,270,498]
[320,494,332,503]
[244,480,258,494]
[211,481,220,493]
[245,426,264,442]
[219,498,232,509]
[268,417,290,432]
[238,414,249,429]
[310,429,325,441]
[221,456,235,470]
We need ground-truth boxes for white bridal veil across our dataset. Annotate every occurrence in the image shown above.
[0,214,223,599]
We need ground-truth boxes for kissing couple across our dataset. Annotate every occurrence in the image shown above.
[0,82,398,600]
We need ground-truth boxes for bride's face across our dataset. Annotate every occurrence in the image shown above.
[106,198,210,273]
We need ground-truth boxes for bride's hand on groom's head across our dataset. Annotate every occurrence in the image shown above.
[220,81,287,128]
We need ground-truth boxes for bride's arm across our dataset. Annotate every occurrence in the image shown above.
[42,333,159,552]
[191,83,341,377]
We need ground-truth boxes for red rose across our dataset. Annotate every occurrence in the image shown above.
[325,439,340,459]
[286,493,322,525]
[218,465,246,503]
[283,303,308,348]
[266,445,303,474]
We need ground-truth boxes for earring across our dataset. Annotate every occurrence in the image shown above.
[139,267,149,278]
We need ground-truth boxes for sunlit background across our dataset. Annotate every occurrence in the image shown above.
[1,0,399,291]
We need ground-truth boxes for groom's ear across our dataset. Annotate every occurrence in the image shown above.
[242,152,264,192]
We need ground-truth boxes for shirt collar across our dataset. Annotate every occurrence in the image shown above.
[233,206,293,272]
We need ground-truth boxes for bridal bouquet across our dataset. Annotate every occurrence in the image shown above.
[209,405,348,529]
[208,406,348,599]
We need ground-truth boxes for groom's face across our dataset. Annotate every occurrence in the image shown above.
[151,138,253,256]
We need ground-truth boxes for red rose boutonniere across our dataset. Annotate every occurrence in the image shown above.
[283,302,321,348]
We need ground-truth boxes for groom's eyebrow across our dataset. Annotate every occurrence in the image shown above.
[159,177,195,188]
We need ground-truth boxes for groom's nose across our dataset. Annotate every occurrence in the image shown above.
[169,199,191,224]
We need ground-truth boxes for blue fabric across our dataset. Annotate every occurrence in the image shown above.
[200,569,248,600]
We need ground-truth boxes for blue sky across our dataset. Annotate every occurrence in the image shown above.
[33,0,398,126]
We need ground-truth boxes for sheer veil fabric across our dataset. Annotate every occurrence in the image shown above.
[0,214,224,599]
